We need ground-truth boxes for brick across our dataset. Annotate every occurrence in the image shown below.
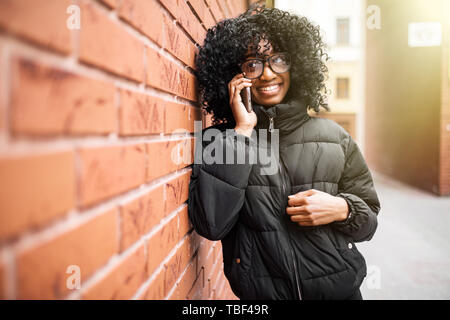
[166,283,179,300]
[188,0,216,29]
[163,14,196,69]
[190,106,203,128]
[178,206,192,240]
[234,0,248,15]
[178,236,194,271]
[207,257,220,292]
[164,102,190,134]
[165,102,201,134]
[119,0,164,48]
[146,139,193,181]
[215,276,226,299]
[216,0,230,19]
[146,215,178,277]
[223,284,238,300]
[225,0,236,17]
[213,242,221,262]
[219,0,233,19]
[119,89,165,136]
[0,47,4,133]
[119,185,165,251]
[202,246,216,279]
[164,246,182,297]
[138,268,165,300]
[0,151,75,241]
[164,236,195,298]
[190,230,204,258]
[82,243,146,300]
[187,267,204,299]
[178,262,195,299]
[215,284,222,299]
[10,57,116,136]
[196,240,213,275]
[100,0,117,8]
[17,208,118,299]
[79,0,144,82]
[78,144,146,207]
[0,0,71,54]
[206,0,226,23]
[165,170,192,215]
[146,47,197,101]
[159,0,206,45]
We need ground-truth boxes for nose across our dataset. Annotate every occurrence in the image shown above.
[259,61,276,81]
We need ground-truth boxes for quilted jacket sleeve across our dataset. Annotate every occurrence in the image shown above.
[331,135,381,242]
[188,126,255,241]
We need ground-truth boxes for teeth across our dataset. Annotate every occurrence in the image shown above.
[259,84,280,92]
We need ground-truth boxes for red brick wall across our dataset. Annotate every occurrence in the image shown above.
[0,0,248,300]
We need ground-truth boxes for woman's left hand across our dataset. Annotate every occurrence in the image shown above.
[286,189,349,227]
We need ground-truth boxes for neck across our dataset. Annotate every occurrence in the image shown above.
[252,99,310,135]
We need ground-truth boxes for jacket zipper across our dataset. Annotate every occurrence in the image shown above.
[269,117,274,132]
[268,114,302,300]
[278,156,303,300]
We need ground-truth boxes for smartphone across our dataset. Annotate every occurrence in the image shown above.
[241,86,252,113]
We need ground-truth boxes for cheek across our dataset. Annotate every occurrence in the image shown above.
[284,74,291,88]
[250,81,258,95]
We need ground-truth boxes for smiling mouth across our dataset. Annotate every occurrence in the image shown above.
[257,83,282,94]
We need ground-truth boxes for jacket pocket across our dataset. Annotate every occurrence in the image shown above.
[323,227,367,295]
[335,236,367,287]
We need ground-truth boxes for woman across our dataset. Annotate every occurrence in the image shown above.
[188,7,380,300]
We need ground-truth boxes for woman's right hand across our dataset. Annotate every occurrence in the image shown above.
[228,73,257,136]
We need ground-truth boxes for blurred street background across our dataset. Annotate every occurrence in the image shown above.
[359,173,450,299]
[276,0,450,299]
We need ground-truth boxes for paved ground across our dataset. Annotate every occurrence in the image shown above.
[357,172,450,300]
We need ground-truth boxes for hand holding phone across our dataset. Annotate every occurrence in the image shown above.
[227,73,257,134]
[241,86,253,113]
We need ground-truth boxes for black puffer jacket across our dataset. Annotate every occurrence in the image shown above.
[188,99,380,300]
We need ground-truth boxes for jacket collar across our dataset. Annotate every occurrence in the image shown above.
[253,99,310,136]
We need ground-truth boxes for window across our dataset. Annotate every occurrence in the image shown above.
[336,77,350,99]
[336,18,350,45]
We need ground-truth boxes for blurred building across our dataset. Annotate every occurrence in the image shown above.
[365,0,449,196]
[276,0,366,147]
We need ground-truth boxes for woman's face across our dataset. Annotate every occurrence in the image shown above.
[244,40,291,107]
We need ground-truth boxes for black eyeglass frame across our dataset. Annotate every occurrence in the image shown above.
[239,52,291,79]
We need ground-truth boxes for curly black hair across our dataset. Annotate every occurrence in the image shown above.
[194,7,330,126]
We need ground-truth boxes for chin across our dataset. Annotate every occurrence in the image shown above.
[256,96,284,107]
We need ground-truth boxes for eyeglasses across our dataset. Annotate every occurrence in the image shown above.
[240,53,291,79]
